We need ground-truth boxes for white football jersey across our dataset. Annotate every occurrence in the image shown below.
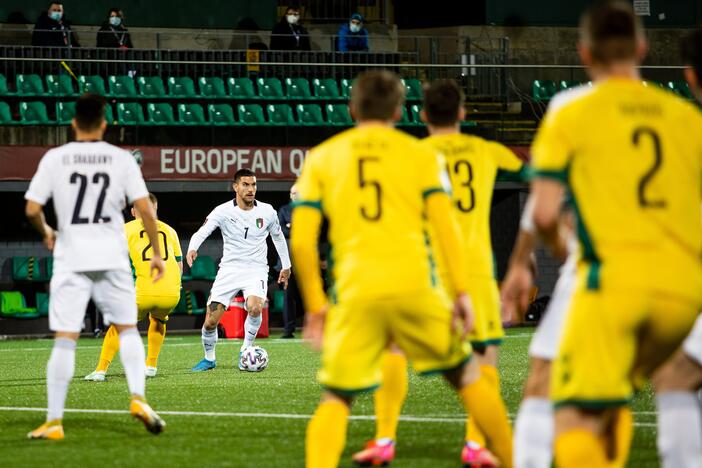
[188,199,291,272]
[25,141,149,274]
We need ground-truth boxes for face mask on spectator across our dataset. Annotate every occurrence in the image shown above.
[49,11,63,21]
[287,14,299,25]
[350,23,361,33]
[109,16,122,27]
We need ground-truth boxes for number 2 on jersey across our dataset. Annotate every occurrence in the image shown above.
[632,127,666,209]
[358,157,382,221]
[70,172,111,224]
[140,230,169,261]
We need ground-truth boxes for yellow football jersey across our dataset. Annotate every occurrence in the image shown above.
[295,125,452,304]
[423,133,524,280]
[531,79,702,299]
[125,219,182,297]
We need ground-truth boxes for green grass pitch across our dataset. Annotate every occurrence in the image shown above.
[0,328,659,467]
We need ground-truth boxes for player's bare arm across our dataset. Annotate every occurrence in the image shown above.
[134,196,165,282]
[25,200,56,251]
[501,229,537,322]
[531,178,567,260]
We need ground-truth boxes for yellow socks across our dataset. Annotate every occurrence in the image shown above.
[146,317,166,368]
[555,429,608,468]
[306,399,350,468]
[607,407,633,468]
[459,376,513,468]
[96,325,120,372]
[374,352,409,441]
[466,364,499,446]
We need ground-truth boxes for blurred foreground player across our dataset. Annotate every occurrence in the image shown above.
[292,70,513,468]
[529,3,702,466]
[85,193,182,381]
[25,94,166,439]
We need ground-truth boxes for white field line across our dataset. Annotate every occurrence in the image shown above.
[0,406,658,427]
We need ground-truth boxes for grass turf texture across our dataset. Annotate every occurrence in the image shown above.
[0,328,659,467]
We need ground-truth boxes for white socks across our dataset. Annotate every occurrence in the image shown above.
[514,397,554,468]
[243,314,262,349]
[118,327,146,398]
[202,327,217,361]
[46,337,76,422]
[656,391,702,468]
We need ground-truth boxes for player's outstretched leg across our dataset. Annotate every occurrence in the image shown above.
[513,358,554,468]
[84,325,120,382]
[192,303,225,371]
[307,393,352,468]
[28,333,77,440]
[146,314,167,377]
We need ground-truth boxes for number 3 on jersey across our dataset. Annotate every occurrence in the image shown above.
[452,160,475,212]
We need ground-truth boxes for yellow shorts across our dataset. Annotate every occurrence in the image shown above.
[136,294,180,323]
[551,284,699,409]
[467,278,504,349]
[319,289,471,394]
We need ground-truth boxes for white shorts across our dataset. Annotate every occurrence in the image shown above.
[49,269,137,333]
[682,313,702,366]
[528,256,577,360]
[207,266,268,306]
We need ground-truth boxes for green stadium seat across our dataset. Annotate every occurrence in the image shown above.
[402,78,423,100]
[116,102,146,125]
[43,257,53,280]
[56,101,76,125]
[173,290,205,315]
[16,74,45,96]
[20,102,53,125]
[177,103,206,125]
[340,78,353,98]
[410,104,422,124]
[105,103,115,124]
[238,104,266,125]
[168,77,197,98]
[46,75,77,96]
[0,102,14,124]
[559,80,581,91]
[267,104,296,125]
[208,103,237,125]
[312,78,341,99]
[199,77,227,98]
[397,105,411,125]
[667,80,692,99]
[532,80,557,101]
[12,256,44,281]
[137,76,166,97]
[0,74,14,96]
[189,255,217,280]
[78,75,107,95]
[296,104,324,125]
[108,75,138,97]
[147,102,175,124]
[285,77,312,100]
[256,77,284,99]
[227,77,256,99]
[36,292,49,317]
[325,103,352,125]
[0,291,38,318]
[271,289,284,314]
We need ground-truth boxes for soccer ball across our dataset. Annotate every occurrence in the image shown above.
[239,346,269,372]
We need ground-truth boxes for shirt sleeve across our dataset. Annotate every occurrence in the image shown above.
[24,153,54,204]
[268,209,292,270]
[530,107,574,181]
[187,207,222,253]
[419,148,451,199]
[294,150,323,211]
[491,141,524,172]
[123,151,149,203]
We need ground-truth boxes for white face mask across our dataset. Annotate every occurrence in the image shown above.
[49,11,63,21]
[287,14,299,25]
[109,16,122,27]
[349,23,361,33]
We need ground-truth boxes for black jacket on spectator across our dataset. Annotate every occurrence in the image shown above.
[96,22,133,48]
[32,12,80,47]
[270,20,311,51]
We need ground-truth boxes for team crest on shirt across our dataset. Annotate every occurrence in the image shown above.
[256,218,264,229]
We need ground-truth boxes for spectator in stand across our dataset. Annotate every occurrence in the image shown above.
[277,185,303,338]
[337,13,369,52]
[97,8,133,49]
[270,6,311,51]
[32,2,80,47]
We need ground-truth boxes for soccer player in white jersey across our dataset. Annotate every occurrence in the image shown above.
[187,169,291,371]
[25,94,166,440]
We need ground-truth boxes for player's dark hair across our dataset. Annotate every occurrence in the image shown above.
[423,80,464,127]
[681,28,702,83]
[351,70,405,121]
[74,93,106,132]
[148,193,158,205]
[48,2,62,8]
[580,0,642,64]
[234,169,256,183]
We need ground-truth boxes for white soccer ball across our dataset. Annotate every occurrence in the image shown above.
[239,346,269,372]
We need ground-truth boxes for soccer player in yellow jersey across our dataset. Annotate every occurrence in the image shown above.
[530,3,702,467]
[352,80,524,467]
[292,70,513,468]
[84,193,182,381]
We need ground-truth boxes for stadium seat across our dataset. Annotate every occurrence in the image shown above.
[147,102,175,124]
[296,104,324,125]
[285,77,312,100]
[559,80,581,91]
[410,104,422,124]
[116,102,146,125]
[0,74,12,96]
[137,76,167,97]
[227,77,256,99]
[173,290,205,315]
[0,291,38,318]
[12,256,44,281]
[267,104,296,125]
[43,257,53,280]
[78,75,107,95]
[16,74,46,97]
[19,102,53,125]
[238,104,266,125]
[313,78,341,99]
[667,80,692,99]
[402,78,423,100]
[0,102,14,124]
[325,103,352,125]
[208,103,237,125]
[177,103,206,125]
[532,80,557,101]
[168,77,197,98]
[35,292,49,317]
[105,103,115,124]
[46,74,77,96]
[199,77,227,98]
[340,78,353,98]
[256,77,284,99]
[397,105,411,125]
[56,101,76,125]
[187,255,217,280]
[108,75,138,97]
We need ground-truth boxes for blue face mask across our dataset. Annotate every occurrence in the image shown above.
[109,16,122,27]
[349,23,361,33]
[49,11,62,21]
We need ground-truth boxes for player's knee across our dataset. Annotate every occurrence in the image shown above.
[444,358,480,390]
[321,390,353,407]
[653,351,702,393]
[247,301,263,317]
